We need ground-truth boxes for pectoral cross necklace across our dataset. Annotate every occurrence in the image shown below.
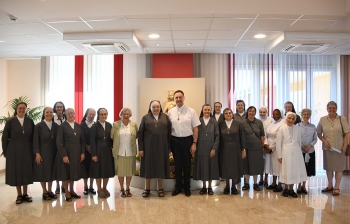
[178,107,185,121]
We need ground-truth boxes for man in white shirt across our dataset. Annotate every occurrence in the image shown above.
[168,90,201,197]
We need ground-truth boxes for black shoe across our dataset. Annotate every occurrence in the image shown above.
[289,190,298,198]
[70,192,81,198]
[83,188,89,195]
[65,196,72,202]
[223,187,230,194]
[89,188,96,195]
[231,186,238,195]
[258,181,264,186]
[184,189,191,197]
[282,189,289,197]
[273,187,283,192]
[266,184,277,190]
[61,187,65,193]
[236,178,241,184]
[172,189,182,196]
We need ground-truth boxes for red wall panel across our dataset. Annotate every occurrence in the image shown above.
[74,55,84,122]
[152,54,193,78]
[114,55,123,121]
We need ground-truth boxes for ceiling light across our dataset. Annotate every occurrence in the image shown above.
[254,34,266,39]
[148,34,160,39]
[187,43,191,46]
[0,40,5,43]
[156,43,160,46]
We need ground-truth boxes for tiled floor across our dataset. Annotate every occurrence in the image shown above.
[0,172,349,224]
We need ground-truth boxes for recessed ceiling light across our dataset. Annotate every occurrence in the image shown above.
[0,40,5,43]
[254,34,266,39]
[156,43,160,46]
[187,43,191,46]
[148,34,160,39]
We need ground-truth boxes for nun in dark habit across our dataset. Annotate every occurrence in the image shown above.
[54,108,85,202]
[2,102,35,204]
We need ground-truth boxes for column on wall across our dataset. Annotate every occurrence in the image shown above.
[74,56,84,122]
[114,55,123,121]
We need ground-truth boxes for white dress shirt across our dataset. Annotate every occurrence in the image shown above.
[118,122,132,156]
[168,105,201,137]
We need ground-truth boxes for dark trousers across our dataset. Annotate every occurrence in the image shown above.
[171,136,193,190]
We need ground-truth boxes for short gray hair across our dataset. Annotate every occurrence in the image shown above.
[301,108,312,116]
[327,101,337,109]
[119,107,132,118]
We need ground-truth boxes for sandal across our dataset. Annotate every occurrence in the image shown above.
[120,190,126,198]
[49,192,57,199]
[242,183,250,190]
[321,187,333,192]
[42,193,51,201]
[15,195,22,204]
[104,189,110,197]
[199,188,207,195]
[253,184,260,191]
[208,188,214,195]
[333,189,340,196]
[125,189,132,197]
[142,189,150,198]
[158,189,165,197]
[98,190,106,198]
[23,194,33,202]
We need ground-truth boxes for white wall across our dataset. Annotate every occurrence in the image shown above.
[0,59,41,171]
[0,59,8,170]
[7,59,42,108]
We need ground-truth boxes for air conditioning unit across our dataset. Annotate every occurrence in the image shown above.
[83,42,130,53]
[281,43,329,53]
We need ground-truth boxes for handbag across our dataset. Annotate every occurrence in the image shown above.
[339,116,350,156]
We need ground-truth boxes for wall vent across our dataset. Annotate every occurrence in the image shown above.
[281,43,329,53]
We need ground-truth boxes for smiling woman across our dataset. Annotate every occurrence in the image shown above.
[1,102,35,204]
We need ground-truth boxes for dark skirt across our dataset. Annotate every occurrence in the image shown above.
[243,148,264,175]
[303,151,316,177]
[81,151,92,179]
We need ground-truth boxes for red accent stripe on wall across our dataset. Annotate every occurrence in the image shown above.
[74,55,84,122]
[152,54,193,78]
[114,55,123,121]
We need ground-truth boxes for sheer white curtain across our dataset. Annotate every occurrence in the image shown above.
[83,55,114,123]
[44,56,75,109]
[194,54,229,109]
[231,53,339,170]
[123,54,147,125]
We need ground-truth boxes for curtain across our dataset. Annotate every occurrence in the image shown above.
[194,54,229,109]
[44,56,75,109]
[83,55,114,123]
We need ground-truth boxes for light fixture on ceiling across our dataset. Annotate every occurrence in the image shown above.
[254,34,266,39]
[0,40,5,43]
[9,14,17,21]
[156,43,160,46]
[148,34,160,39]
[187,43,191,46]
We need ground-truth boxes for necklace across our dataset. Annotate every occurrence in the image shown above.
[177,106,185,121]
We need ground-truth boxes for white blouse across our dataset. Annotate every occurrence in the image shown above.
[118,122,132,156]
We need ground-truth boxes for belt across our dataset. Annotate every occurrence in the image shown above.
[172,135,192,139]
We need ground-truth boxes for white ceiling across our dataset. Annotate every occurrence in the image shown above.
[0,0,350,59]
